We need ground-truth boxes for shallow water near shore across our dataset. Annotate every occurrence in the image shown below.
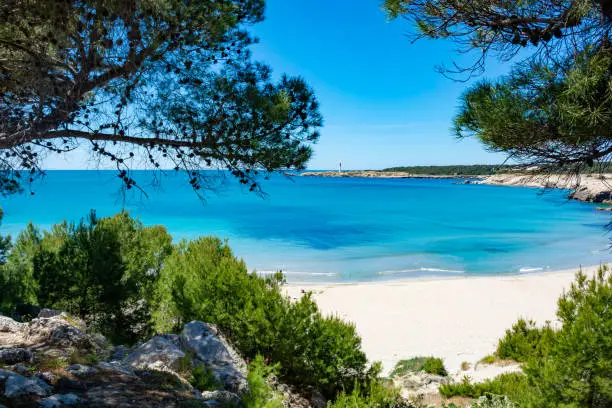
[1,170,610,282]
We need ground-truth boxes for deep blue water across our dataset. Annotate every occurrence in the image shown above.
[1,171,610,282]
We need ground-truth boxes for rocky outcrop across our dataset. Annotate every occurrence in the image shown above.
[0,310,256,407]
[478,173,612,203]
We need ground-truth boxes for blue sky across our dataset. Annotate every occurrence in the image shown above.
[46,0,513,170]
[250,0,511,169]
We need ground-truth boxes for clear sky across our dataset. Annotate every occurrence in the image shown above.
[250,0,511,170]
[45,0,512,170]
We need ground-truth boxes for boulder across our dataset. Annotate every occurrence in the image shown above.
[37,309,62,319]
[25,315,93,349]
[181,321,248,395]
[122,334,186,372]
[200,390,242,406]
[0,315,25,333]
[4,371,52,398]
[38,392,82,408]
[0,347,33,364]
[66,364,98,377]
[96,361,134,376]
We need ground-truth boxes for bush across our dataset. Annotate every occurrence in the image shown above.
[438,373,528,399]
[328,380,410,408]
[495,318,556,362]
[443,395,517,408]
[390,357,447,377]
[243,355,283,408]
[517,266,612,407]
[190,365,222,392]
[152,237,373,399]
[0,211,172,344]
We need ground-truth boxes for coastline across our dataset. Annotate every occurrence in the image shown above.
[300,170,474,179]
[285,264,607,376]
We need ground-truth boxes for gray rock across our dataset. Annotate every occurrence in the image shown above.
[0,315,24,333]
[122,334,186,372]
[0,347,34,364]
[26,316,93,349]
[11,363,31,376]
[38,392,82,407]
[37,309,62,319]
[4,372,52,398]
[96,361,135,376]
[110,344,131,361]
[182,321,248,395]
[67,364,98,377]
[0,368,16,380]
[200,390,241,406]
[37,371,57,384]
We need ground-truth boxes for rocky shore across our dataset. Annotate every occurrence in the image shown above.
[0,310,314,408]
[477,173,612,203]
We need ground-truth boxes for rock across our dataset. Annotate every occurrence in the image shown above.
[0,347,34,364]
[54,377,88,393]
[67,364,98,377]
[0,368,15,380]
[200,390,241,406]
[0,315,25,333]
[96,361,134,375]
[568,185,612,203]
[596,206,612,211]
[110,344,131,361]
[37,372,57,385]
[181,321,249,395]
[38,393,82,407]
[122,334,186,372]
[37,309,62,319]
[393,372,448,399]
[25,315,93,349]
[4,371,52,398]
[11,363,31,376]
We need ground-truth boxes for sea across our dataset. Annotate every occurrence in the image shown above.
[1,170,610,282]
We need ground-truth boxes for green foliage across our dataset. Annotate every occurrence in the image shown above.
[0,0,322,196]
[383,165,510,176]
[328,380,410,408]
[0,210,172,344]
[495,319,556,363]
[390,357,447,377]
[478,355,497,365]
[152,237,372,399]
[517,266,612,407]
[190,365,222,392]
[438,373,528,399]
[443,395,517,408]
[243,355,283,408]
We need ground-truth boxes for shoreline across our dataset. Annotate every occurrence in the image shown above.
[285,263,607,376]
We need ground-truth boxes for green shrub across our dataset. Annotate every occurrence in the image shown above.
[190,365,222,392]
[443,395,517,408]
[152,237,373,399]
[495,318,556,362]
[0,211,172,344]
[390,357,447,377]
[243,355,283,408]
[517,266,612,407]
[328,380,410,408]
[478,355,497,365]
[438,373,528,399]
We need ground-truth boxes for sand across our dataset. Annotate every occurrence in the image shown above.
[285,265,607,376]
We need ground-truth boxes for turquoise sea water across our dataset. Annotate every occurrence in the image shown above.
[1,171,610,282]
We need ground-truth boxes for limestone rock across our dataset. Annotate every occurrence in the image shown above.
[37,309,62,319]
[181,321,249,395]
[0,347,34,364]
[66,364,98,377]
[200,390,242,406]
[0,315,25,333]
[4,371,52,398]
[38,393,82,407]
[122,334,186,372]
[25,315,93,349]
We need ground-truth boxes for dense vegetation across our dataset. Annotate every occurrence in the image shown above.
[0,210,377,401]
[382,165,511,176]
[439,266,612,407]
[0,0,322,196]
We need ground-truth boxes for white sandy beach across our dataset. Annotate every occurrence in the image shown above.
[285,265,607,377]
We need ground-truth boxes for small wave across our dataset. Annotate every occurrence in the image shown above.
[255,270,338,277]
[519,266,549,273]
[377,267,464,276]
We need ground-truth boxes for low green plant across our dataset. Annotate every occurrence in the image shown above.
[190,365,222,392]
[35,354,68,372]
[328,380,410,408]
[443,395,517,408]
[243,355,283,408]
[461,361,471,371]
[390,356,447,377]
[478,355,497,365]
[495,318,556,362]
[438,373,528,399]
[68,350,100,366]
